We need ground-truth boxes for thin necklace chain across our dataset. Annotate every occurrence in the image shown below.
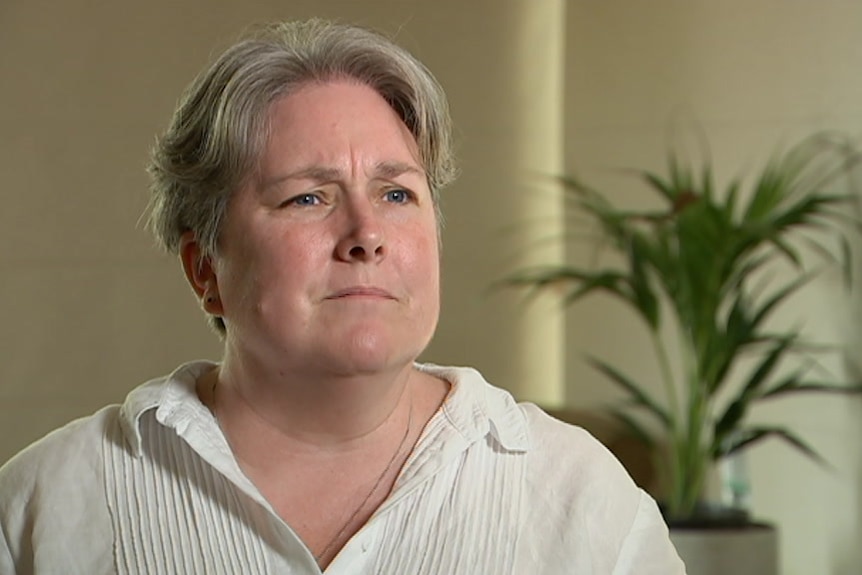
[209,376,414,566]
[315,394,413,564]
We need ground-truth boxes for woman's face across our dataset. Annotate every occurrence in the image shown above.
[211,80,440,378]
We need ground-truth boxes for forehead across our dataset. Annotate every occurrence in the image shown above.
[257,81,422,169]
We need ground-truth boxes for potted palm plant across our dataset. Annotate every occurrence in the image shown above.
[504,133,862,574]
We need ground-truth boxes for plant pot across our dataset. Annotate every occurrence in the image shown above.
[669,523,778,575]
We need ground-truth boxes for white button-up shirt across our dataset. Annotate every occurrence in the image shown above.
[0,361,686,574]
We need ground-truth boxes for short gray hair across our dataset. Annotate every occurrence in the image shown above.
[146,19,457,332]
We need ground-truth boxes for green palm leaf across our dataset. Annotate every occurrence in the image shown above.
[587,356,672,429]
[718,426,828,467]
[502,132,862,520]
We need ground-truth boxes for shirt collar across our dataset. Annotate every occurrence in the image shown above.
[118,360,531,456]
[119,360,218,457]
[415,363,531,452]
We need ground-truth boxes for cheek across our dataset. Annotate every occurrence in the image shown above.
[214,248,261,313]
[256,236,319,295]
[216,232,305,305]
[410,225,441,295]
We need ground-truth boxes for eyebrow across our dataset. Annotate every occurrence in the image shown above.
[373,161,425,180]
[261,161,425,190]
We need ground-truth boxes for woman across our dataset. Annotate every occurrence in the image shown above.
[0,19,685,574]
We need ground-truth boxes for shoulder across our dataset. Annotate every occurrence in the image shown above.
[0,361,199,501]
[520,402,610,447]
[515,405,684,572]
[417,364,643,507]
[519,403,640,494]
[0,362,221,572]
[0,405,122,504]
[0,406,123,568]
[520,403,623,461]
[0,404,146,572]
[0,361,182,517]
[517,403,645,528]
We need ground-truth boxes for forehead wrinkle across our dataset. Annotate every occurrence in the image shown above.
[258,158,425,193]
[371,160,425,180]
[259,165,342,191]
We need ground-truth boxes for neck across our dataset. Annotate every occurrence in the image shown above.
[210,347,416,449]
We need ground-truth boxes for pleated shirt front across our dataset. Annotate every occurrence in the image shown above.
[0,361,685,574]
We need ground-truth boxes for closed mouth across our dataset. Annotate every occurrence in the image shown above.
[326,287,397,300]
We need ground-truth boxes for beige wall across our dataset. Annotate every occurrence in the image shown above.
[2,0,861,573]
[565,2,862,574]
[0,0,565,455]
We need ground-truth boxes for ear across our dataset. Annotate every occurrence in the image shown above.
[179,231,224,316]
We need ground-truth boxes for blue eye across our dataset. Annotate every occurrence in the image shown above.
[385,189,411,203]
[289,193,320,207]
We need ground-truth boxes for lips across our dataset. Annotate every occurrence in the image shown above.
[325,286,397,300]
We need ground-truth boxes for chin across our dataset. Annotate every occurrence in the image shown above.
[325,329,426,376]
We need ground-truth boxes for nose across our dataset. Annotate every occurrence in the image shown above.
[334,200,385,262]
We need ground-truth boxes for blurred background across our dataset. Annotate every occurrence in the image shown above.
[1,1,861,573]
